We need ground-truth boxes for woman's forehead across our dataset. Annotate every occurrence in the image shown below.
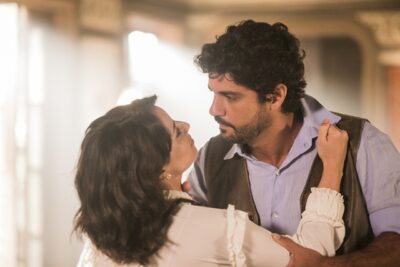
[153,106,173,133]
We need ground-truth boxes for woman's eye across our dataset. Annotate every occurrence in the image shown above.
[176,127,182,137]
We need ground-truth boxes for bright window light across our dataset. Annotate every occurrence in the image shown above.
[128,31,159,84]
[126,30,217,151]
[0,4,18,267]
[28,28,45,105]
[0,4,18,106]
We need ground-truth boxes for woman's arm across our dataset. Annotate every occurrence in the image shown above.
[287,121,348,255]
[316,120,349,191]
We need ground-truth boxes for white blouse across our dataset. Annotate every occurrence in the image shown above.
[77,187,344,267]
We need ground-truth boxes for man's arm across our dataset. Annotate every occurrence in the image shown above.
[273,232,400,267]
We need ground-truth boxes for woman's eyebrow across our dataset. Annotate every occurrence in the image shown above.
[172,121,177,134]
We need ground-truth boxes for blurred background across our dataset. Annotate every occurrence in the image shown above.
[0,0,399,266]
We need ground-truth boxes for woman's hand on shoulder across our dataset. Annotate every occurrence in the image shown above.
[317,119,349,175]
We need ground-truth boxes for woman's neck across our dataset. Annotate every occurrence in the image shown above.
[162,174,183,191]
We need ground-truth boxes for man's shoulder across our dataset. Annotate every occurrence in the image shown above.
[331,112,369,157]
[335,112,368,142]
[333,112,368,123]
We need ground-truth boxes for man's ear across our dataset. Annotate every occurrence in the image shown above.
[268,84,287,110]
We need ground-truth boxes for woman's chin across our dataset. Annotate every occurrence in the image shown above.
[191,149,198,162]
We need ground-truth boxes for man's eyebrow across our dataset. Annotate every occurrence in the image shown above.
[221,91,240,94]
[208,85,240,95]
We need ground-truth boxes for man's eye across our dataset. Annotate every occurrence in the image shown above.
[226,94,238,101]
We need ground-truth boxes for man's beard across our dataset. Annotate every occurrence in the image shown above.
[217,107,271,144]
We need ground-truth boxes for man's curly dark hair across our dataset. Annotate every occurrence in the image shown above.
[195,19,306,113]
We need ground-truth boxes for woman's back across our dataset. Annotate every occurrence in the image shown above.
[79,187,344,267]
[82,204,288,267]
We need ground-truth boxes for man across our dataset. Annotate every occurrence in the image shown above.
[188,20,400,266]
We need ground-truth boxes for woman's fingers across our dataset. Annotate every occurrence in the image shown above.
[317,119,349,144]
[317,119,331,143]
[316,119,349,166]
[327,125,349,143]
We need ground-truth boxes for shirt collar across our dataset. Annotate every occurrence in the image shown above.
[223,95,341,161]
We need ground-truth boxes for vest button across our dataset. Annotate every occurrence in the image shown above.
[248,214,255,221]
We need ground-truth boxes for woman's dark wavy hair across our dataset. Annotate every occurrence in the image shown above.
[74,95,184,265]
[195,19,306,113]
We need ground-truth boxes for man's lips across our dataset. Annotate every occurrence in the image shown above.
[214,116,236,130]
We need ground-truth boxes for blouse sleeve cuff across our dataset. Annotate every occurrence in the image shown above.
[226,204,248,267]
[295,187,345,255]
[303,187,345,224]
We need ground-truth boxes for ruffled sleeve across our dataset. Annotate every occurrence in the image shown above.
[289,187,345,256]
[226,204,248,267]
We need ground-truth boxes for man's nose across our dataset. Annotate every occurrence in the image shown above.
[209,96,224,117]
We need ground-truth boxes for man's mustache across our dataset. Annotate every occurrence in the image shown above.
[214,116,237,131]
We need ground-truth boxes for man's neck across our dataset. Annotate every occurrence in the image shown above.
[248,112,303,168]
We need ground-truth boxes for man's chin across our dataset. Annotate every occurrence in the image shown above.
[220,131,252,145]
[219,131,239,143]
[219,128,231,137]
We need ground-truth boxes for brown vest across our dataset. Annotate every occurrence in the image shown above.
[204,114,374,254]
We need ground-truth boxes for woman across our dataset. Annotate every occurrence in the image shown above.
[75,96,348,267]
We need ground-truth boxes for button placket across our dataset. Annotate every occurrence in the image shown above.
[271,168,280,220]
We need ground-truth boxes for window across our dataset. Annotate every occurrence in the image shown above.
[0,4,44,267]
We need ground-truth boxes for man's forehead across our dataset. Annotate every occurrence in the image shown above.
[208,76,251,94]
[208,73,233,81]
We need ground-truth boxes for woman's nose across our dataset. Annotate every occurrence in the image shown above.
[176,121,190,133]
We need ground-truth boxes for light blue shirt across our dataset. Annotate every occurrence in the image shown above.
[188,97,400,236]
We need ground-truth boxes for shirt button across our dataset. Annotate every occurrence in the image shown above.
[272,212,279,218]
[275,170,280,176]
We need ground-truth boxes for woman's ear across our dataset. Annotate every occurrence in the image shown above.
[159,165,172,181]
[268,84,287,110]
